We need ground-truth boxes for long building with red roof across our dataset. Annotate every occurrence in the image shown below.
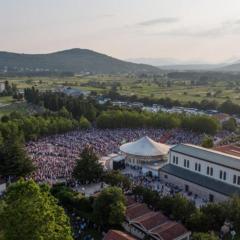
[123,197,190,240]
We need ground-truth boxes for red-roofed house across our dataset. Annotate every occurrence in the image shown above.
[123,197,191,240]
[104,230,136,240]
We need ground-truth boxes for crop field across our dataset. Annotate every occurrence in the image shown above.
[1,74,239,104]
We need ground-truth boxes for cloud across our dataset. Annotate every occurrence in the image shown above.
[152,18,240,38]
[97,14,115,19]
[137,17,180,27]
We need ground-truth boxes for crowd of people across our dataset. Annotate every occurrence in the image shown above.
[26,128,203,183]
[123,167,208,208]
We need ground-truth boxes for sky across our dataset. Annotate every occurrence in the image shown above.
[1,0,240,63]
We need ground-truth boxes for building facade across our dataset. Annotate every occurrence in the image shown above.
[160,144,240,202]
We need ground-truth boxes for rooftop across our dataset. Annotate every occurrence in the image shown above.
[213,145,240,158]
[171,144,240,170]
[120,136,170,157]
[104,230,136,240]
[125,197,190,240]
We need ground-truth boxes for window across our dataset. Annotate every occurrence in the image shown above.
[220,171,226,180]
[223,172,227,180]
[173,156,176,164]
[198,164,201,172]
[195,163,198,171]
[219,170,223,179]
[210,168,213,176]
[238,176,240,185]
[184,159,187,167]
[207,166,210,175]
[233,175,237,184]
[176,157,178,165]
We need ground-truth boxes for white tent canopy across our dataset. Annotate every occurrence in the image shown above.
[120,136,169,157]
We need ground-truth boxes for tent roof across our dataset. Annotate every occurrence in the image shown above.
[120,136,169,157]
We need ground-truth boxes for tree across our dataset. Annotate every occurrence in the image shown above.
[0,179,73,240]
[72,147,103,184]
[79,116,91,129]
[104,171,131,190]
[58,107,72,119]
[192,232,218,240]
[171,194,196,224]
[222,118,237,132]
[224,195,240,232]
[0,138,35,181]
[93,187,126,226]
[201,135,214,148]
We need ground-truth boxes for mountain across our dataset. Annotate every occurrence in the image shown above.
[218,61,240,72]
[0,49,159,74]
[158,64,225,71]
[128,57,240,72]
[127,58,184,66]
[127,57,211,67]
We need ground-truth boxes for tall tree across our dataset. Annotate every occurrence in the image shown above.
[0,179,73,240]
[0,138,35,181]
[93,187,126,226]
[72,147,103,184]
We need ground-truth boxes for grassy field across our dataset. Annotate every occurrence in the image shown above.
[1,74,239,104]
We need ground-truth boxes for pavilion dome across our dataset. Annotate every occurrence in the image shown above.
[120,136,169,157]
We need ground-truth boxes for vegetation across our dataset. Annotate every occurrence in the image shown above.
[201,135,214,148]
[72,147,104,184]
[96,110,219,135]
[0,49,158,75]
[192,232,219,240]
[222,117,237,132]
[0,179,73,240]
[0,137,35,181]
[24,88,97,121]
[93,187,126,227]
[103,171,132,190]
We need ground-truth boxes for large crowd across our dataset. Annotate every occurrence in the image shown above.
[123,167,208,208]
[26,128,203,183]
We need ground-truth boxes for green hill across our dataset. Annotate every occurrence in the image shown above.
[0,48,159,74]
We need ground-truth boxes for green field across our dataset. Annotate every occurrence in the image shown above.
[1,74,239,105]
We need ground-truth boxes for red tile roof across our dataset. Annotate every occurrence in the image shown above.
[151,221,189,240]
[135,212,169,231]
[104,230,136,240]
[126,203,151,220]
[125,198,190,240]
[214,145,240,158]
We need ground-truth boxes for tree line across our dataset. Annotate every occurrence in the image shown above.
[96,110,219,135]
[106,89,240,115]
[24,87,98,121]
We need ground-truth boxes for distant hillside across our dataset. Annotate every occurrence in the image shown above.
[218,61,240,72]
[158,64,224,71]
[0,49,159,74]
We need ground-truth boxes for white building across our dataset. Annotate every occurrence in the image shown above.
[160,144,240,202]
[0,81,6,93]
[120,136,170,169]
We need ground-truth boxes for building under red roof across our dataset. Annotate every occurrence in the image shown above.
[104,230,136,240]
[123,196,191,240]
[214,145,240,158]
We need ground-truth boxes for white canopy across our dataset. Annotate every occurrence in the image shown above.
[120,136,169,157]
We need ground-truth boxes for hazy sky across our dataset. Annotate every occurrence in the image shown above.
[1,0,240,62]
